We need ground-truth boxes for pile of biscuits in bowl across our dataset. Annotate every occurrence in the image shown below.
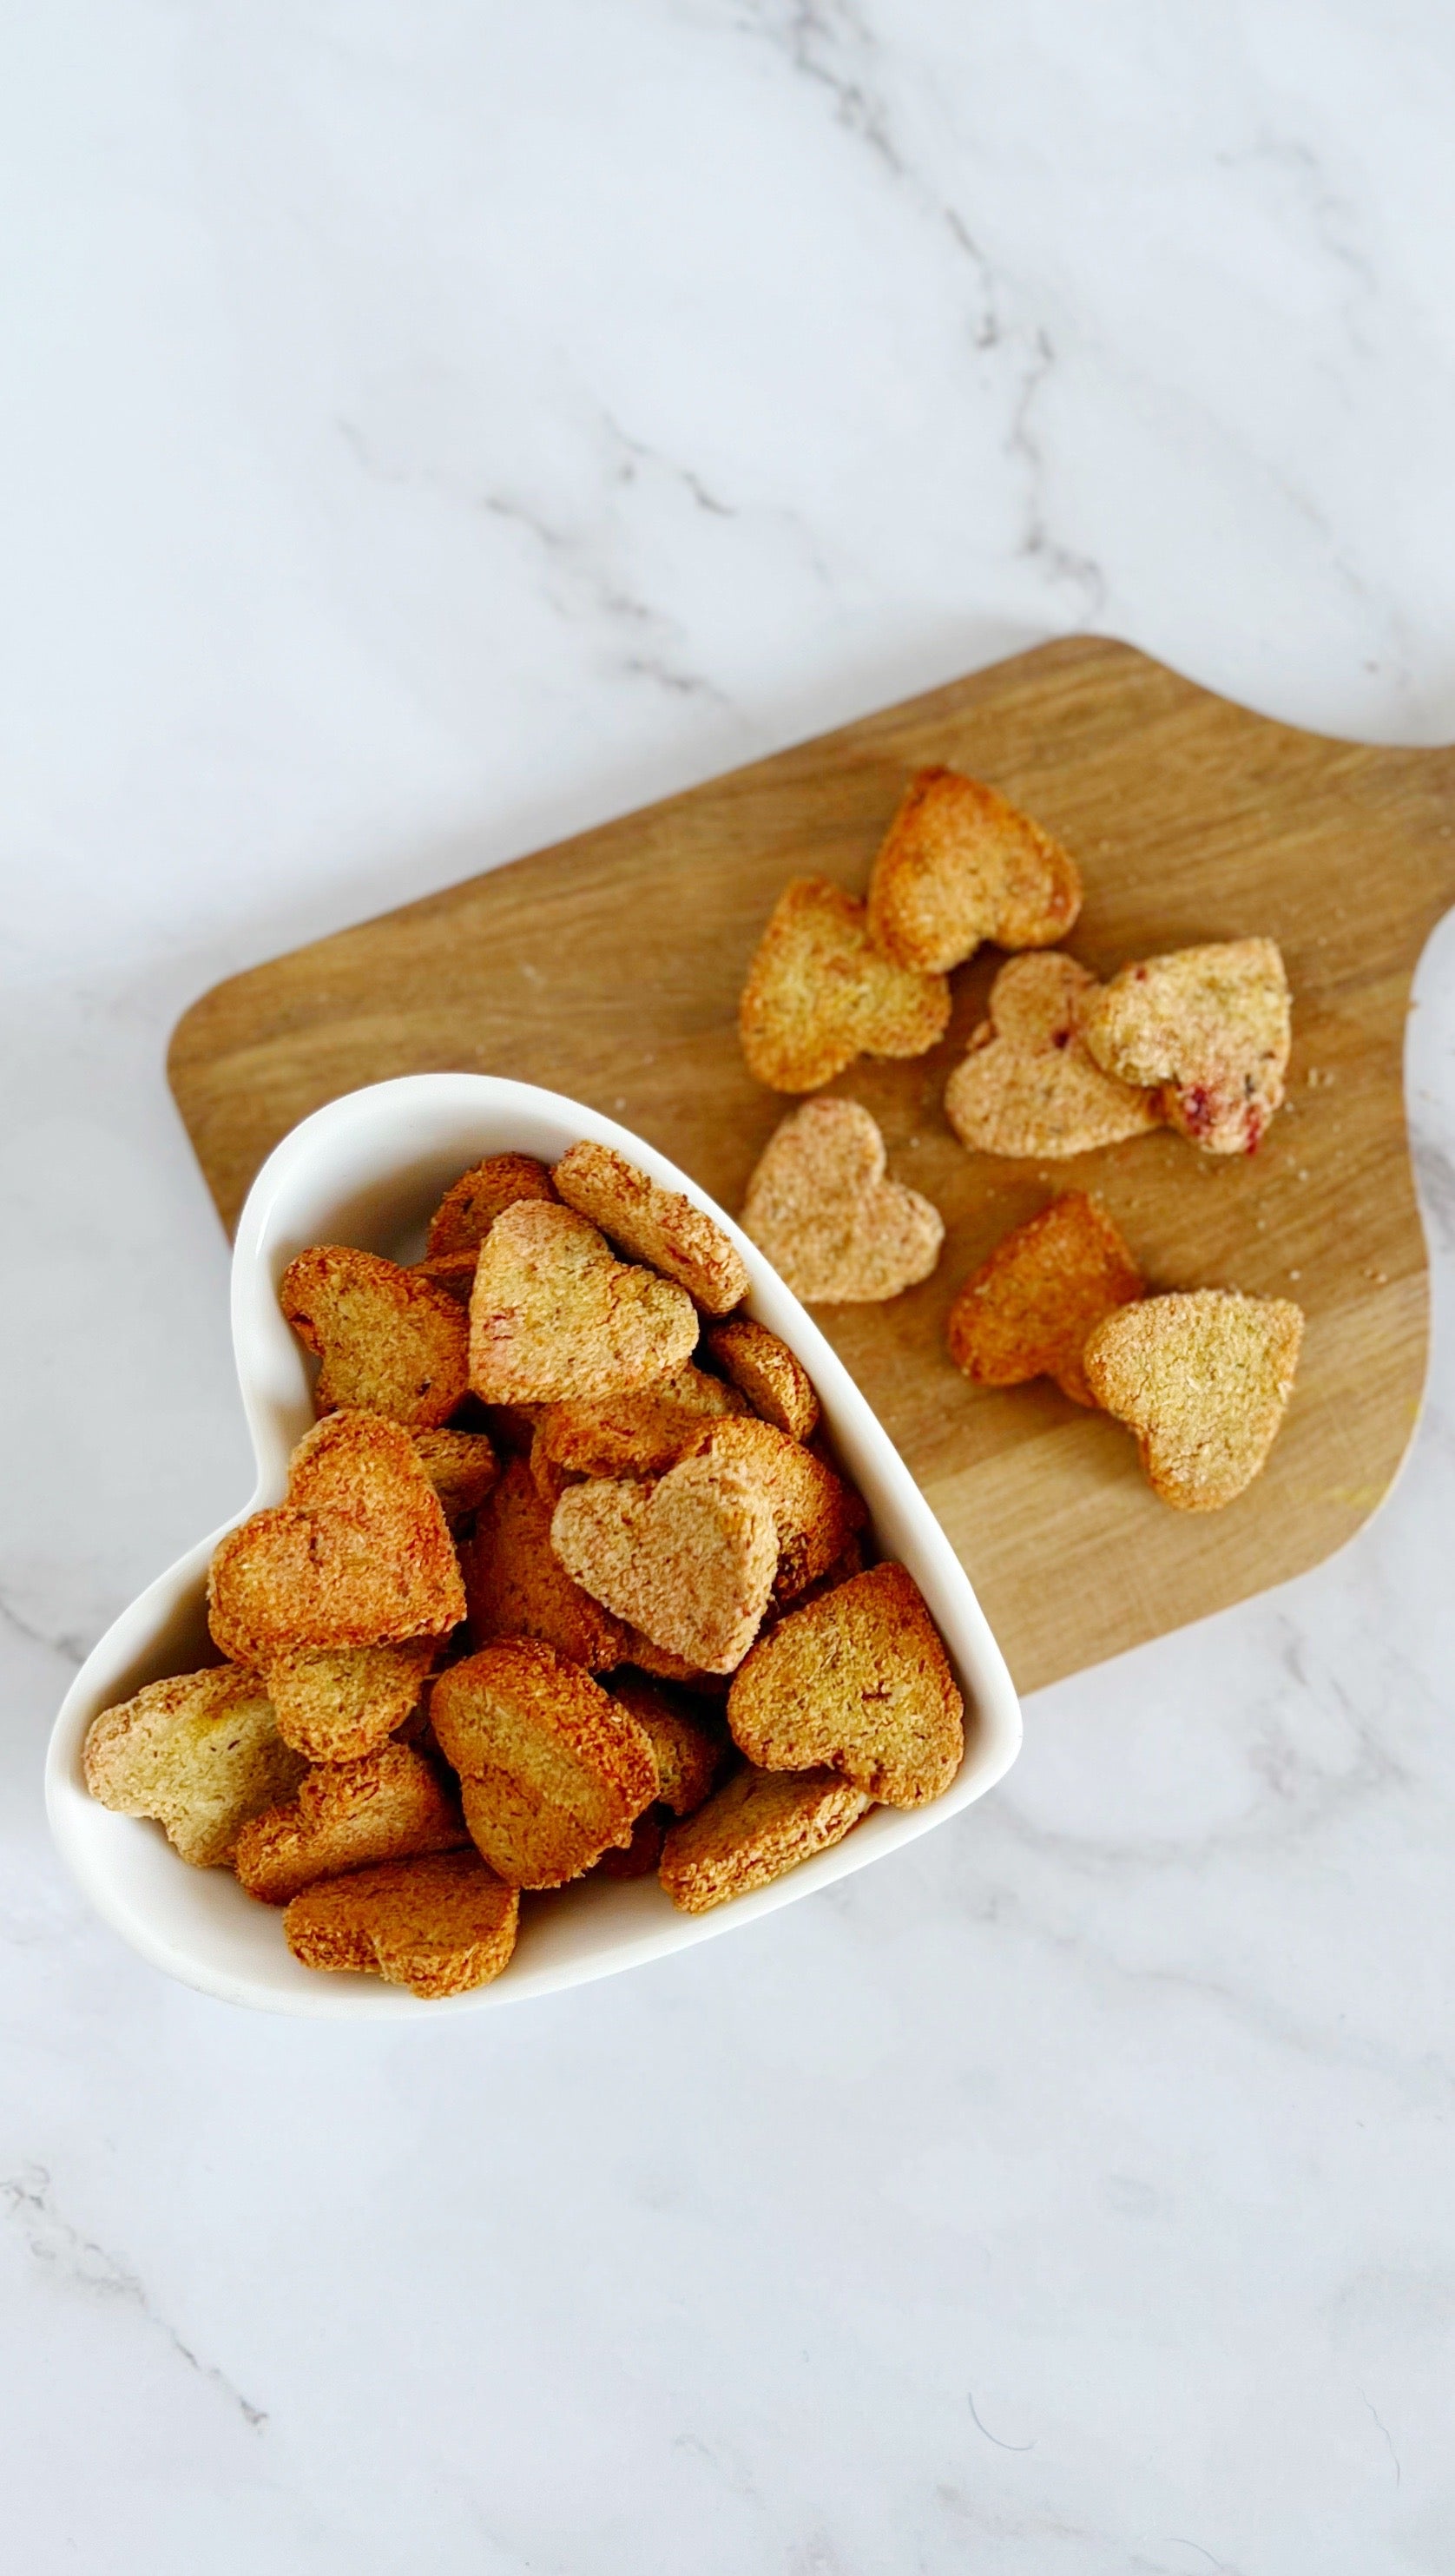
[82,1142,965,2000]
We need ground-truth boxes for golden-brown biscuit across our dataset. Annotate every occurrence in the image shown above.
[233,1742,469,1906]
[207,1413,465,1668]
[741,1100,944,1303]
[1083,1288,1304,1509]
[427,1153,559,1256]
[658,1764,870,1914]
[82,1665,306,1867]
[463,1455,629,1670]
[1075,939,1291,1155]
[469,1202,698,1406]
[529,1364,747,1506]
[262,1637,437,1764]
[550,1456,778,1674]
[431,1639,656,1888]
[945,1193,1145,1407]
[609,1677,727,1817]
[283,1848,520,1997]
[681,1416,866,1605]
[592,1811,668,1880]
[945,952,1163,1159]
[616,1632,731,1697]
[553,1141,749,1316]
[728,1562,963,1807]
[704,1318,820,1442]
[739,876,951,1092]
[412,1426,499,1527]
[411,1249,479,1306]
[867,767,1082,973]
[280,1245,469,1429]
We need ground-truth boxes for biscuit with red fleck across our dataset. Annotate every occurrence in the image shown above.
[431,1639,656,1888]
[553,1141,749,1316]
[412,1426,499,1527]
[82,1665,306,1867]
[463,1455,629,1670]
[427,1153,558,1256]
[945,952,1163,1159]
[741,1099,944,1302]
[682,1415,866,1605]
[283,1848,520,1997]
[1075,939,1290,1155]
[551,1454,778,1674]
[1083,1288,1304,1509]
[867,767,1082,973]
[609,1677,727,1817]
[233,1741,469,1906]
[207,1413,464,1668]
[263,1637,438,1764]
[530,1363,747,1506]
[728,1562,963,1808]
[280,1245,469,1429]
[946,1192,1144,1407]
[658,1764,870,1914]
[739,876,951,1092]
[469,1202,698,1405]
[704,1318,820,1442]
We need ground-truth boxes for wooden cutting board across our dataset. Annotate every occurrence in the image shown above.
[168,636,1455,1693]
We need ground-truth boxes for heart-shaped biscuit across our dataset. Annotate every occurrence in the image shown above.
[280,1244,469,1428]
[1075,938,1290,1155]
[741,1099,944,1303]
[550,1455,779,1674]
[867,767,1083,973]
[945,1192,1144,1407]
[739,876,951,1092]
[1083,1288,1304,1510]
[945,952,1164,1158]
[207,1413,465,1667]
[469,1201,698,1405]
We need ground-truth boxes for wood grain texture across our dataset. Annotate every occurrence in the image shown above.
[168,637,1455,1691]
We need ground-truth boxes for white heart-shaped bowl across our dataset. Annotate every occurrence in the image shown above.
[46,1077,1022,2018]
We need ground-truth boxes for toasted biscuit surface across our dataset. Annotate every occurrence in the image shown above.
[609,1677,727,1817]
[412,1426,499,1527]
[1076,939,1291,1155]
[616,1632,731,1697]
[659,1764,870,1914]
[704,1318,820,1441]
[83,1665,306,1867]
[945,952,1163,1159]
[469,1202,698,1406]
[207,1413,464,1668]
[867,767,1083,973]
[432,1640,656,1888]
[411,1249,478,1306]
[741,1099,944,1303]
[1083,1288,1304,1509]
[280,1244,469,1428]
[463,1455,629,1670]
[551,1456,779,1674]
[739,876,951,1092]
[427,1153,558,1257]
[284,1848,520,1997]
[263,1637,437,1763]
[728,1562,964,1808]
[233,1741,469,1906]
[530,1364,747,1505]
[553,1142,749,1316]
[682,1416,866,1605]
[946,1193,1145,1407]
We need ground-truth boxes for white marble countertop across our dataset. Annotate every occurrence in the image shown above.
[4,9,1454,2569]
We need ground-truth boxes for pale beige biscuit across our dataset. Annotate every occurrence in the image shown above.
[529,1364,747,1506]
[658,1764,871,1914]
[609,1677,727,1817]
[233,1742,470,1906]
[553,1141,749,1316]
[280,1245,469,1429]
[412,1426,499,1527]
[411,1249,478,1306]
[427,1153,559,1257]
[431,1639,657,1888]
[945,952,1163,1159]
[867,767,1083,973]
[1075,939,1291,1155]
[463,1455,629,1670]
[739,876,951,1092]
[284,1848,520,1998]
[741,1100,944,1303]
[704,1318,820,1442]
[469,1202,698,1406]
[945,1192,1144,1407]
[551,1455,778,1675]
[207,1413,465,1668]
[1083,1288,1304,1510]
[82,1665,306,1868]
[262,1637,438,1764]
[681,1416,866,1606]
[728,1562,964,1808]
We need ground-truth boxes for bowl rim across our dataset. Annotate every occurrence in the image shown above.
[45,1074,1023,2019]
